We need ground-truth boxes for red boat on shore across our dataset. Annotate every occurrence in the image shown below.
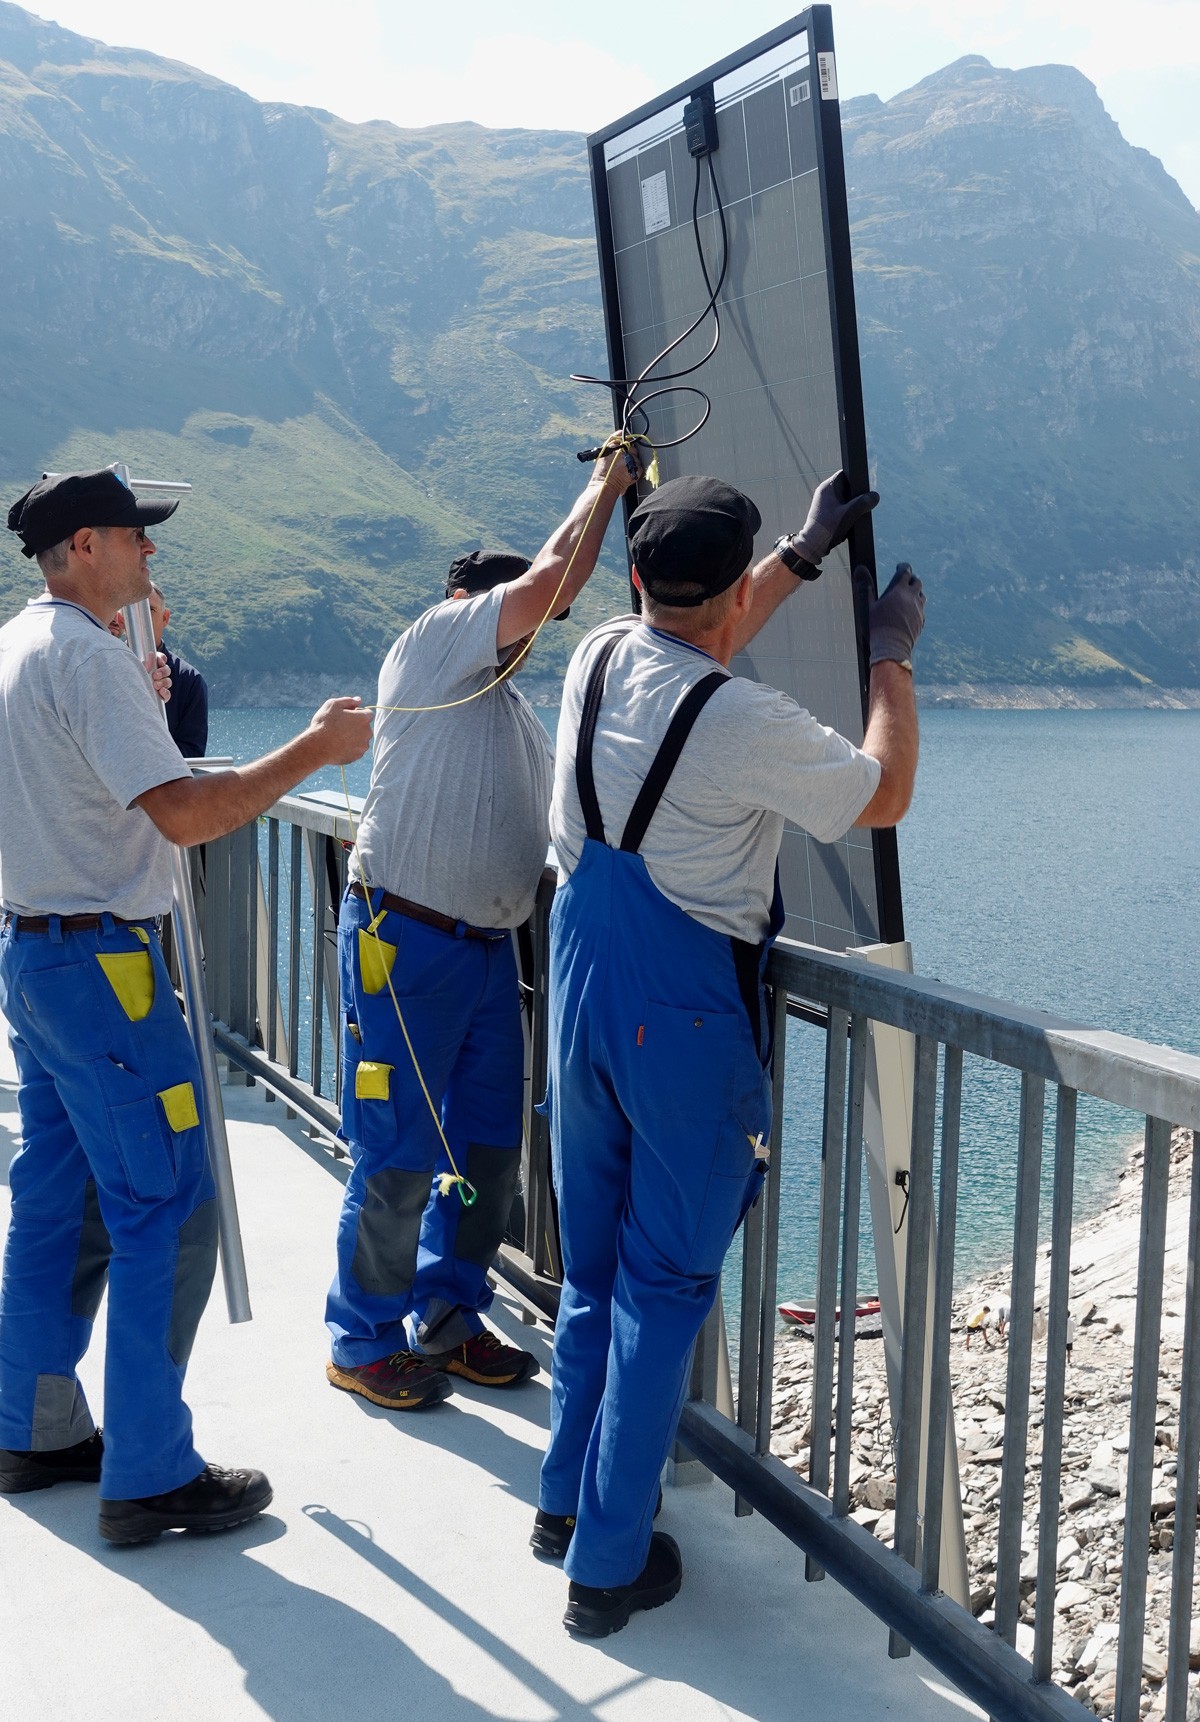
[778,1297,882,1328]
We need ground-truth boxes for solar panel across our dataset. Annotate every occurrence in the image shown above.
[586,6,903,949]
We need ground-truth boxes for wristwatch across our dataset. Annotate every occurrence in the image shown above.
[773,533,820,581]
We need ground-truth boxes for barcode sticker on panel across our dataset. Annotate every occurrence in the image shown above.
[640,170,670,236]
[817,51,838,100]
[789,79,810,106]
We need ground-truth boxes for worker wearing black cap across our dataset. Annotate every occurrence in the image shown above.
[0,468,372,1540]
[533,470,926,1636]
[324,444,640,1412]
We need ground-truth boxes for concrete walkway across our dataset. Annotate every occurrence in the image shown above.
[0,1027,984,1722]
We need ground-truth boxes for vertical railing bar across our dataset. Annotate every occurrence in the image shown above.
[832,1013,868,1517]
[891,1034,939,1569]
[287,824,302,1081]
[267,818,280,1065]
[1114,1116,1173,1722]
[806,1004,849,1582]
[1032,1086,1077,1683]
[310,832,327,1098]
[736,1106,768,1516]
[755,984,789,1456]
[993,1071,1045,1648]
[246,820,259,1055]
[921,1043,963,1594]
[1165,1128,1200,1722]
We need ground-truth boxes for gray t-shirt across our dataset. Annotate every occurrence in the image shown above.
[354,587,555,929]
[551,618,882,942]
[0,598,190,918]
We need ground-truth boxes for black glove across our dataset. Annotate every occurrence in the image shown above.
[791,470,880,568]
[859,562,926,665]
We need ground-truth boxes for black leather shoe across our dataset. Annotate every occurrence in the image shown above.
[563,1532,682,1637]
[532,1485,663,1562]
[0,1430,104,1494]
[99,1462,273,1544]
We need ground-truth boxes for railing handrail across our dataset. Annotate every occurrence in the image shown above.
[768,940,1200,1128]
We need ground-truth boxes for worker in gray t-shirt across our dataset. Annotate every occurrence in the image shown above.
[325,441,640,1413]
[0,468,372,1544]
[534,471,926,1638]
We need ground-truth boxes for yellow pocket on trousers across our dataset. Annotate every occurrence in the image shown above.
[96,950,155,1021]
[158,1081,200,1134]
[358,930,397,995]
[355,1061,393,1101]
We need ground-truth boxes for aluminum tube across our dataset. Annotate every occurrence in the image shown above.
[833,1014,868,1517]
[807,1004,849,1581]
[122,588,251,1324]
[1165,1129,1200,1722]
[994,1073,1045,1646]
[755,984,788,1455]
[1114,1117,1172,1722]
[1033,1087,1077,1682]
[922,1044,963,1594]
[267,819,280,1064]
[288,824,302,1079]
[892,1035,938,1580]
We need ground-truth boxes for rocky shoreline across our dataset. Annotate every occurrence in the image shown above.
[769,1127,1197,1718]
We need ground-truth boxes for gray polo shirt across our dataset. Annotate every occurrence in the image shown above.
[353,587,555,929]
[551,618,882,942]
[0,598,190,919]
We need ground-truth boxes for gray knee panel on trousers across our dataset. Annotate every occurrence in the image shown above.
[454,1143,521,1269]
[351,1167,432,1297]
[70,1178,111,1321]
[168,1198,218,1369]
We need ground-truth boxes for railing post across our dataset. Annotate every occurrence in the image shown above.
[807,1004,849,1581]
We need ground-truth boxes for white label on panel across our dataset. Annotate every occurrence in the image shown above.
[640,169,670,235]
[817,51,838,100]
[789,79,811,106]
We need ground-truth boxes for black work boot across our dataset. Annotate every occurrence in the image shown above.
[99,1462,273,1544]
[532,1485,663,1562]
[563,1532,682,1637]
[0,1430,104,1494]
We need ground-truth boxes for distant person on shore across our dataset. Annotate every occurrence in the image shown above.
[0,467,372,1543]
[109,584,208,757]
[995,1299,1010,1341]
[966,1304,993,1349]
[535,471,923,1636]
[323,439,640,1413]
[1065,1310,1076,1364]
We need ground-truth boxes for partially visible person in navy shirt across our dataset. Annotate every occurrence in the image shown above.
[111,583,208,757]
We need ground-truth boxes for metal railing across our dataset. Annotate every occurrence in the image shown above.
[189,791,1200,1722]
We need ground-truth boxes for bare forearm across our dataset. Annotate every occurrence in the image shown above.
[498,461,628,648]
[139,732,328,847]
[855,661,918,827]
[729,550,801,656]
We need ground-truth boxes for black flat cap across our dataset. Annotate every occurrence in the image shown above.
[7,469,179,560]
[446,547,570,620]
[629,475,761,606]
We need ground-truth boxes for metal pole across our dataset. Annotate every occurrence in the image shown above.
[115,463,251,1323]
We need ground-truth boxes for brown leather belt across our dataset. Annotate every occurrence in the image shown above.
[1,912,145,935]
[348,880,506,942]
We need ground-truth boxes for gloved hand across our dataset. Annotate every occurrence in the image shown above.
[790,470,880,568]
[860,562,926,665]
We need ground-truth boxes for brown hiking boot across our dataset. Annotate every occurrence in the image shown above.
[326,1351,451,1410]
[424,1330,537,1387]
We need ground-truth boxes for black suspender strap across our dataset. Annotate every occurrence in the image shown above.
[619,671,728,855]
[574,631,625,845]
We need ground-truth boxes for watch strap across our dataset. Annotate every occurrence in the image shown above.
[773,534,820,581]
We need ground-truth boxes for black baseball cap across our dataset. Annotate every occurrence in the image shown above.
[445,547,570,620]
[7,469,179,560]
[629,475,761,606]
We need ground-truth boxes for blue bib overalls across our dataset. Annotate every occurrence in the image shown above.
[0,916,216,1499]
[540,633,781,1589]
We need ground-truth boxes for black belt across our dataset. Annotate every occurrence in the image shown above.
[2,912,145,935]
[348,881,506,942]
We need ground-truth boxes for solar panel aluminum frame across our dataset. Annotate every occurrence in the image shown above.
[586,5,904,946]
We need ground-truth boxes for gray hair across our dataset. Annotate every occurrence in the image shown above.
[35,537,72,577]
[639,575,743,641]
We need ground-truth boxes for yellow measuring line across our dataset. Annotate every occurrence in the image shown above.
[337,433,649,1203]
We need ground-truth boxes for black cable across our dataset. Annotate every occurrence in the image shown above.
[574,149,729,455]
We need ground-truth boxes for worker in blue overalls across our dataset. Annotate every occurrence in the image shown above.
[534,471,926,1635]
[324,441,640,1412]
[0,469,372,1541]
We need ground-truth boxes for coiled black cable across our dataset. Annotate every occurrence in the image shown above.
[575,149,729,456]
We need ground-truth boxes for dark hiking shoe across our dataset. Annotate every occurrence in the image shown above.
[424,1330,537,1388]
[99,1463,273,1544]
[563,1532,683,1638]
[0,1429,104,1494]
[326,1351,452,1411]
[532,1486,663,1562]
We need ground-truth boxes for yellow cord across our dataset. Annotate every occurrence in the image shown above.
[335,432,649,1205]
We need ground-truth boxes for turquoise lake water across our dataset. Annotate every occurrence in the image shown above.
[209,705,1199,1294]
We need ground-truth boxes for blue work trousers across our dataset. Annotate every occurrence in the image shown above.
[0,917,216,1500]
[539,840,772,1589]
[325,889,524,1366]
